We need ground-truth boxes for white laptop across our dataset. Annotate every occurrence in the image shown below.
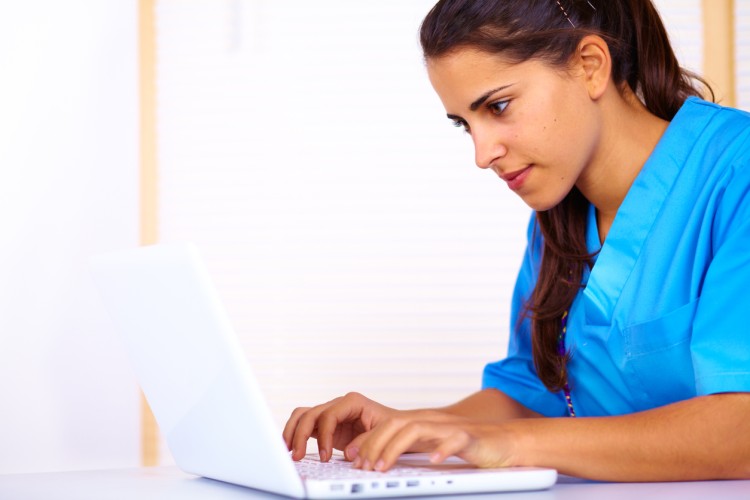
[90,243,557,498]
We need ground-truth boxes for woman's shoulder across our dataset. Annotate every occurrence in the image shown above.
[670,98,750,182]
[680,97,750,144]
[682,96,750,119]
[681,100,750,243]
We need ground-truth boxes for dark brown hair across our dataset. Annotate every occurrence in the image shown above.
[420,0,712,392]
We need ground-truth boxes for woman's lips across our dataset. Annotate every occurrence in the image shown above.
[501,166,532,191]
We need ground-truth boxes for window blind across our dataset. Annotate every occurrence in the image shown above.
[156,0,528,431]
[154,1,707,459]
[654,0,703,75]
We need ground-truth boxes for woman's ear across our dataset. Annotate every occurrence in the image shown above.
[576,35,612,100]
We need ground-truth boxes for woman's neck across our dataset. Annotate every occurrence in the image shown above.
[576,87,670,242]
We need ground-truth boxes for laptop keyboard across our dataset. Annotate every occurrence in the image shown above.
[295,456,448,480]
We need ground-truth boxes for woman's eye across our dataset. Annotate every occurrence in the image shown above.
[488,100,509,115]
[452,120,470,133]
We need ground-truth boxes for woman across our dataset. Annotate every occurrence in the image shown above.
[283,0,750,481]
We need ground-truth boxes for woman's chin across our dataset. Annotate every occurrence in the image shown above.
[519,196,560,213]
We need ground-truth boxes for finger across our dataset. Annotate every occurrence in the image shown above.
[290,400,338,461]
[315,403,361,462]
[372,420,437,471]
[282,407,311,450]
[340,396,396,462]
[373,422,471,472]
[344,431,368,462]
[354,416,412,470]
[317,405,351,462]
[428,430,471,465]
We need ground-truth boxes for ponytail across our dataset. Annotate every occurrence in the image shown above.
[620,0,713,119]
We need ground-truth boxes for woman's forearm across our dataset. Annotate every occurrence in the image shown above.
[509,392,750,481]
[437,388,542,421]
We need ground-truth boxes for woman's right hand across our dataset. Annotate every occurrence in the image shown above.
[282,392,401,463]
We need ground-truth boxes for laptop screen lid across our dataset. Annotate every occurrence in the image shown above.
[91,243,557,498]
[90,243,306,498]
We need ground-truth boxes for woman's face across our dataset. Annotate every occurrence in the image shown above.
[426,48,602,211]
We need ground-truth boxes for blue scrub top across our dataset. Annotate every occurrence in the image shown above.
[482,97,750,417]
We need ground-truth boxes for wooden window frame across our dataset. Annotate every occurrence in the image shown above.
[138,0,159,467]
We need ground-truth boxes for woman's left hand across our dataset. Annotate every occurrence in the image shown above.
[350,414,522,471]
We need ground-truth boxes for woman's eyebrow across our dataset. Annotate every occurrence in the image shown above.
[469,84,514,111]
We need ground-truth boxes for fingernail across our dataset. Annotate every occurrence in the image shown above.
[374,459,385,471]
[362,459,371,470]
[353,456,362,468]
[430,452,441,463]
[346,446,359,461]
[319,449,327,462]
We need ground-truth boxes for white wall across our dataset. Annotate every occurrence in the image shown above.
[0,1,140,473]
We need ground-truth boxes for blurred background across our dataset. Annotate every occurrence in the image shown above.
[0,0,747,474]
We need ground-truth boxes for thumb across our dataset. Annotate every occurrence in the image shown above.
[344,431,371,461]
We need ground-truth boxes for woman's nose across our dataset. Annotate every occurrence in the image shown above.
[472,129,507,169]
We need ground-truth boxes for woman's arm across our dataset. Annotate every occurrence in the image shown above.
[352,392,750,481]
[514,392,750,481]
[438,388,543,420]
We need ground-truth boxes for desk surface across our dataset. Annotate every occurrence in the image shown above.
[1,466,749,500]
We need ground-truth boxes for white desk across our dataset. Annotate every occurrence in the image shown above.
[1,466,749,499]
